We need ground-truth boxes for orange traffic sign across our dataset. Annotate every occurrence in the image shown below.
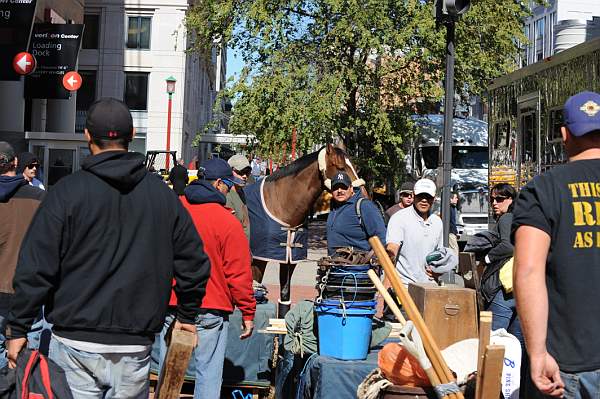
[12,52,36,75]
[62,71,82,91]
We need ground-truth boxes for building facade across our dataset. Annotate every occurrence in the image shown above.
[79,0,225,168]
[521,0,600,66]
[0,0,225,187]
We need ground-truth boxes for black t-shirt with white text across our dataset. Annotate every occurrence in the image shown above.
[512,159,600,373]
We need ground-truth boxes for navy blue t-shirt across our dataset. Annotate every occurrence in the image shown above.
[512,159,600,372]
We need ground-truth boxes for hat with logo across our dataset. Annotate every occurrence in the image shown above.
[0,142,15,166]
[414,178,437,197]
[201,158,244,185]
[85,98,134,140]
[564,91,600,137]
[228,154,251,171]
[331,170,352,188]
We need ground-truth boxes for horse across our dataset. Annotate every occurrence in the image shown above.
[243,144,366,317]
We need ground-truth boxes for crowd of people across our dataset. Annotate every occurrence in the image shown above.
[1,90,600,398]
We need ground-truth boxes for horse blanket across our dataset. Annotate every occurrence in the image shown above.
[244,179,308,264]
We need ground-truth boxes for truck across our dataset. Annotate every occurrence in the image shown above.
[487,37,600,190]
[409,114,489,237]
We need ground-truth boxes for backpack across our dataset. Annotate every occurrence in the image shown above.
[355,197,389,232]
[0,349,73,399]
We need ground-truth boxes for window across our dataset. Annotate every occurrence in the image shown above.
[82,14,100,49]
[76,70,97,111]
[494,121,510,148]
[521,112,537,162]
[535,17,545,61]
[124,72,149,110]
[548,108,563,142]
[126,16,151,49]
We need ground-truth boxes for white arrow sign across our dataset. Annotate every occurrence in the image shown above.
[67,75,78,87]
[17,55,32,73]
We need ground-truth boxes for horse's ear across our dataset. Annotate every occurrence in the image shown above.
[326,143,334,154]
[335,141,346,152]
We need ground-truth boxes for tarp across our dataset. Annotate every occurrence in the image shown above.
[244,179,308,263]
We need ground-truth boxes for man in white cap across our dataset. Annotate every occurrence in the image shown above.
[227,154,252,239]
[386,178,457,286]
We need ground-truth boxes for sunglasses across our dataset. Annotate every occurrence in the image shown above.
[400,192,413,198]
[235,168,251,176]
[490,195,508,203]
[26,164,39,169]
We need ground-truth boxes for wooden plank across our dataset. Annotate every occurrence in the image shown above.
[475,311,493,399]
[156,330,196,399]
[478,345,505,399]
[369,236,463,399]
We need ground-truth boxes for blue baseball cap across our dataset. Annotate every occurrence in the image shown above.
[200,158,244,185]
[564,91,600,136]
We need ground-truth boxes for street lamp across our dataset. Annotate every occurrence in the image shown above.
[165,76,177,170]
[434,0,470,284]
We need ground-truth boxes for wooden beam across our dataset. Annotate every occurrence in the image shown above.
[475,311,493,399]
[156,330,196,399]
[478,345,505,399]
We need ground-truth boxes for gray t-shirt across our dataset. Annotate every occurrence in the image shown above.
[386,206,443,285]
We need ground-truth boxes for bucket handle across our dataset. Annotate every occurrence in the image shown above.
[340,273,359,321]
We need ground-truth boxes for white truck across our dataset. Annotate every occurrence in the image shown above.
[409,114,489,238]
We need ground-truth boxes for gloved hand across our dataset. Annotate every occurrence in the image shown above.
[426,247,458,274]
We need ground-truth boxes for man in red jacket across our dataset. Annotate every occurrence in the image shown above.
[159,157,256,398]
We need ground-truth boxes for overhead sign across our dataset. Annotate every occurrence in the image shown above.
[12,52,36,75]
[62,71,82,91]
[25,23,84,99]
[0,0,38,80]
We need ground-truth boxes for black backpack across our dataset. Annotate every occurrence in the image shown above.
[355,197,389,231]
[0,349,73,399]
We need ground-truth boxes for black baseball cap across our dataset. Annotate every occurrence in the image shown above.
[85,98,134,139]
[331,170,352,189]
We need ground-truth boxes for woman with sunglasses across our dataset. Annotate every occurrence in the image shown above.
[480,183,523,344]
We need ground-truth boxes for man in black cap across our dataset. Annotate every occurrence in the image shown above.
[6,98,210,398]
[0,142,44,370]
[17,152,45,190]
[326,170,386,255]
[386,181,414,218]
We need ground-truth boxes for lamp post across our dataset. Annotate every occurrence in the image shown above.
[165,76,176,170]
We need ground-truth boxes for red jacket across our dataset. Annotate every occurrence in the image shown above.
[170,186,255,321]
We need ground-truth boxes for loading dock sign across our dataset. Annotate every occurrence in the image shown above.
[25,23,84,99]
[0,0,38,81]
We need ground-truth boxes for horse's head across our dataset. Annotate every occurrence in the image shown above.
[318,144,365,190]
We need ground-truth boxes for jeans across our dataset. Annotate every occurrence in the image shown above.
[560,369,600,399]
[486,289,524,346]
[27,308,53,354]
[0,307,6,370]
[158,311,229,399]
[48,337,151,399]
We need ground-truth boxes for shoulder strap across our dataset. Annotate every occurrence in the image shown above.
[355,197,366,233]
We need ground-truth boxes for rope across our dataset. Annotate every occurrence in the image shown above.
[433,382,461,398]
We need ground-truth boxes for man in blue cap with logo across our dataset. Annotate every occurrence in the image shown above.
[513,91,600,398]
[326,170,386,256]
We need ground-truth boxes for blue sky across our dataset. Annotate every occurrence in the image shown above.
[227,47,245,81]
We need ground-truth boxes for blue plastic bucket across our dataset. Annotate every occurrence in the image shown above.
[315,304,376,360]
[320,299,377,309]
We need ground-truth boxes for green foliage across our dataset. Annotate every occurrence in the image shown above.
[187,0,536,182]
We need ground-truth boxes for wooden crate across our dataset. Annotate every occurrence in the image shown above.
[382,385,437,398]
[408,283,478,349]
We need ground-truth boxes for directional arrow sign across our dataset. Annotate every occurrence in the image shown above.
[12,52,36,75]
[62,71,82,91]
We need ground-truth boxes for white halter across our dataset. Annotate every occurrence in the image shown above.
[317,147,366,190]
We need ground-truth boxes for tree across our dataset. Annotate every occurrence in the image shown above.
[187,0,533,182]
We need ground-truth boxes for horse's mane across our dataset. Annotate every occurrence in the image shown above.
[265,150,321,182]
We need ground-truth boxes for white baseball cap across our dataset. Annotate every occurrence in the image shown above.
[413,178,437,197]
